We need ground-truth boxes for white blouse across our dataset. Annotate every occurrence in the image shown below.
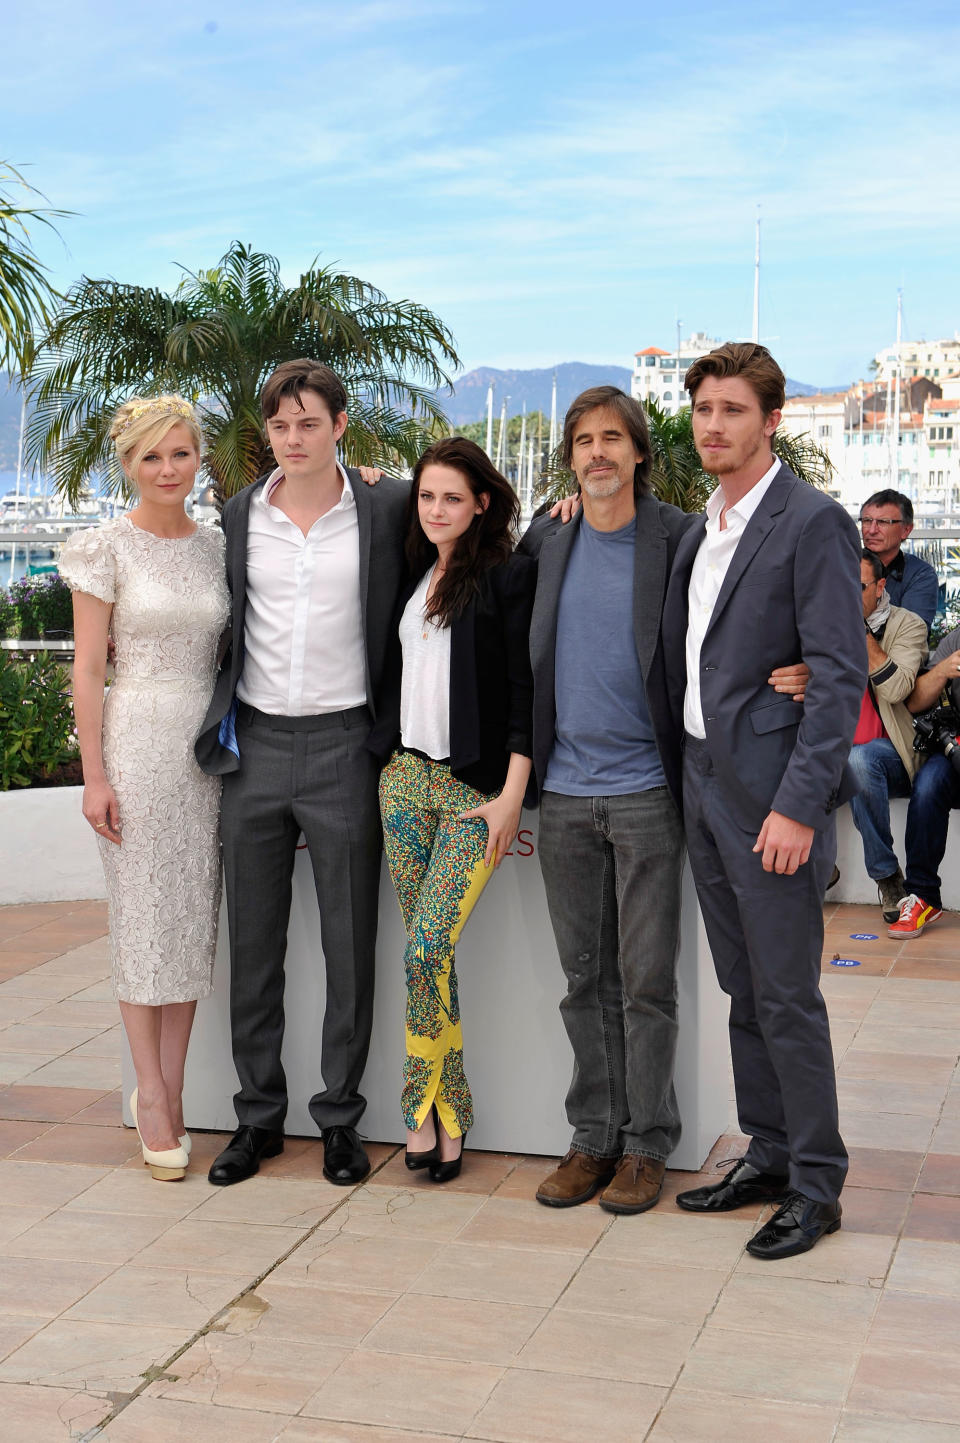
[399,567,451,760]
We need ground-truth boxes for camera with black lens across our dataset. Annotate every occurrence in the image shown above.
[913,705,960,776]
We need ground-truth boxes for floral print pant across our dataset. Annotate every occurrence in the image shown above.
[379,750,496,1137]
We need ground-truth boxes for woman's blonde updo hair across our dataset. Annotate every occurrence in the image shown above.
[110,395,203,482]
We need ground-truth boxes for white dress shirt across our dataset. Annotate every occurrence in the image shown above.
[684,457,781,738]
[236,464,367,715]
[399,567,451,759]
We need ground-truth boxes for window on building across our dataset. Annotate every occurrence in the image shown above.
[662,391,672,402]
[818,425,830,437]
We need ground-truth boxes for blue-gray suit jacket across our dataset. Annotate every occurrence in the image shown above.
[661,465,867,833]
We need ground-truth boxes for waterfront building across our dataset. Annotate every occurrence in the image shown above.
[780,383,959,515]
[873,335,960,383]
[631,332,721,416]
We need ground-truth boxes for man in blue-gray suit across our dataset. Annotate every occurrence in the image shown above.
[663,342,867,1259]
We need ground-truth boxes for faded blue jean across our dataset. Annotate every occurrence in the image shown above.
[537,787,684,1161]
[904,753,960,910]
[847,739,913,880]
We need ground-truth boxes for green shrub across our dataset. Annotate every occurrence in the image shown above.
[7,574,74,639]
[0,650,79,789]
[0,592,18,640]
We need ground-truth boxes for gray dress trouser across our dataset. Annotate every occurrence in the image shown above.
[219,704,382,1133]
[682,735,847,1204]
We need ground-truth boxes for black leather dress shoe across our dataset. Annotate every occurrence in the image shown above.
[745,1190,841,1259]
[322,1126,370,1185]
[208,1126,284,1186]
[675,1156,791,1212]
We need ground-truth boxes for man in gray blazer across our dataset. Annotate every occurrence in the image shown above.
[519,388,695,1215]
[195,359,408,1187]
[662,342,866,1258]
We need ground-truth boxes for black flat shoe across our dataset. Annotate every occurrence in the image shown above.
[745,1190,841,1259]
[675,1156,791,1213]
[208,1125,284,1186]
[322,1125,370,1185]
[429,1130,466,1184]
[405,1107,440,1171]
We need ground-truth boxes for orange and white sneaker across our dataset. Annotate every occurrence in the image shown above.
[888,893,942,939]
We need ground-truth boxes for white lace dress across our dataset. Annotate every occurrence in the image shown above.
[60,516,230,1004]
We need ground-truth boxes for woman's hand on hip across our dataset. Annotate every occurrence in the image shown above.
[82,780,122,845]
[458,792,523,869]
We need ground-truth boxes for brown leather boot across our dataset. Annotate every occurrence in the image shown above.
[535,1148,618,1208]
[598,1154,665,1214]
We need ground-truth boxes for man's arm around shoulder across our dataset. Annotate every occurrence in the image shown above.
[764,503,867,865]
[517,510,564,560]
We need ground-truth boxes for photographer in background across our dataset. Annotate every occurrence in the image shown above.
[846,551,928,923]
[887,623,960,938]
[859,489,939,634]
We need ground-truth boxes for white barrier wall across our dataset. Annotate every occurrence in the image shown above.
[833,798,960,909]
[121,816,730,1170]
[0,787,106,904]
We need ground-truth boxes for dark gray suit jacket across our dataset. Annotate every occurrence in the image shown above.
[661,465,867,832]
[195,468,410,775]
[519,492,698,809]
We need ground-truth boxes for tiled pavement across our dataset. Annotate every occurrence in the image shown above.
[0,897,958,1442]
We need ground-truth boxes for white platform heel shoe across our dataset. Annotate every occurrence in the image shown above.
[130,1089,188,1181]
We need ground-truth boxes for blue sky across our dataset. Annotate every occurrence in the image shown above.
[3,0,959,394]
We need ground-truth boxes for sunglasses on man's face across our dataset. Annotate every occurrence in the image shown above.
[859,516,904,528]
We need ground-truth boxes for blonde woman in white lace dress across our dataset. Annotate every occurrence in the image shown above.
[60,397,229,1180]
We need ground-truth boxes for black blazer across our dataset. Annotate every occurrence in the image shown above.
[368,552,536,795]
[195,468,410,775]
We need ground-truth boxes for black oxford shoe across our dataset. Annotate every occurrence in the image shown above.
[745,1190,841,1259]
[322,1126,370,1185]
[208,1126,284,1186]
[675,1156,791,1212]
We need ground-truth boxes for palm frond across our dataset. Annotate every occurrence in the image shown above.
[29,239,462,501]
[0,161,68,372]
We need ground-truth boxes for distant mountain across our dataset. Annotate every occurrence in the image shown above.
[437,363,826,426]
[0,365,832,486]
[437,363,633,427]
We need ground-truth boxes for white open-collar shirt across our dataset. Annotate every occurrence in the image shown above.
[235,464,367,715]
[683,457,781,738]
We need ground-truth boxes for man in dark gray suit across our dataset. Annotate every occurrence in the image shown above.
[195,359,408,1187]
[663,342,866,1258]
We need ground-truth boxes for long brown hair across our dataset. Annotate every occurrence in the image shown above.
[406,437,520,626]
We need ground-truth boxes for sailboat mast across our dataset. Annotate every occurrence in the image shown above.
[496,397,509,471]
[485,383,495,458]
[8,389,25,585]
[518,403,527,491]
[892,290,902,488]
[549,373,558,456]
[752,206,761,344]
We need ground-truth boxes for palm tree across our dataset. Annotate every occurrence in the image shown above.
[536,400,833,511]
[27,242,460,505]
[0,162,64,375]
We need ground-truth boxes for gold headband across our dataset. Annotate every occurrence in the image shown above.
[115,398,194,436]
